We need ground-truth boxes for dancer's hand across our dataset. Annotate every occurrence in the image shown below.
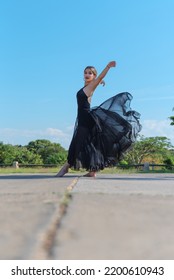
[107,61,116,68]
[100,80,105,86]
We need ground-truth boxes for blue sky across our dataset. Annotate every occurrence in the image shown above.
[0,0,174,149]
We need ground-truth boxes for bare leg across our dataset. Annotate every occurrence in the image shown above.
[83,171,96,177]
[55,162,70,177]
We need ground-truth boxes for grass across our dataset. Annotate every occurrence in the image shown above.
[0,166,174,174]
[0,167,59,174]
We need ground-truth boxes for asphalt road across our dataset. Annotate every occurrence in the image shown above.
[0,173,174,260]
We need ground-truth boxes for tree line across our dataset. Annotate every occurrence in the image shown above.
[0,136,174,167]
[0,139,67,166]
[121,136,174,167]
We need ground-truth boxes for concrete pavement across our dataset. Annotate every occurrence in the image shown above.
[0,173,174,259]
[0,174,77,259]
[53,173,174,260]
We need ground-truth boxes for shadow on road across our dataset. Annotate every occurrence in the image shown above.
[0,174,173,181]
[0,174,79,180]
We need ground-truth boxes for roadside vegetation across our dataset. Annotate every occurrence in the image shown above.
[0,135,174,174]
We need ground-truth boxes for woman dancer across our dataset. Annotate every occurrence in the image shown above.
[56,61,141,177]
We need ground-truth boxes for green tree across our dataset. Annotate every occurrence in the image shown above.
[16,147,43,164]
[0,143,42,165]
[26,139,67,164]
[169,108,174,125]
[0,143,16,165]
[44,153,67,165]
[123,136,173,164]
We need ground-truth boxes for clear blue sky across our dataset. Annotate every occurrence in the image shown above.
[0,0,174,149]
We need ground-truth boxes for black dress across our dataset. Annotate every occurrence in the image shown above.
[67,87,142,171]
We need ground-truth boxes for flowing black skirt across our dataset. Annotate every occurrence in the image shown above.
[67,92,142,171]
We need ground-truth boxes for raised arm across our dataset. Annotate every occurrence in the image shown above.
[84,61,116,97]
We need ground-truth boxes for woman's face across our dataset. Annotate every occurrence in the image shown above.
[84,68,96,84]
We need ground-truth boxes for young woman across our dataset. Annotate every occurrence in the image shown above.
[56,61,141,177]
